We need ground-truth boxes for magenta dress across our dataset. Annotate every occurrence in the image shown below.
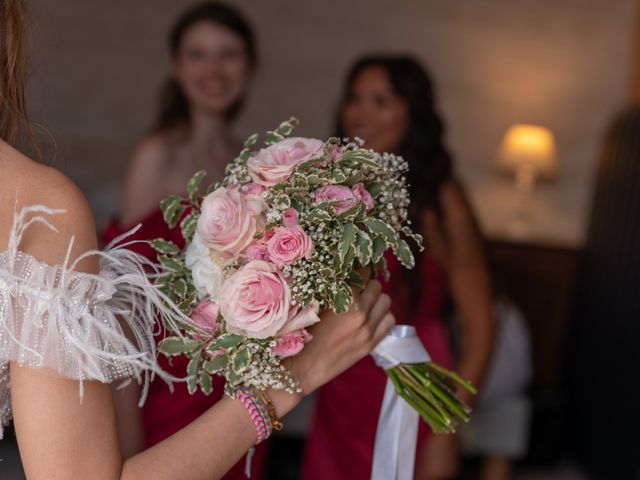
[301,252,455,480]
[103,208,267,480]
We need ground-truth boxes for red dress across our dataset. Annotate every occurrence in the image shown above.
[301,252,455,480]
[103,208,266,479]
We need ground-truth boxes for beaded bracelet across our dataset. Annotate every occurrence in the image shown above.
[236,386,275,443]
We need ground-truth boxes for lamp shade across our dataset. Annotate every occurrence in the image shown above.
[497,124,558,179]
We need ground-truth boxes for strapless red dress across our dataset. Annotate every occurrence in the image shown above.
[301,252,455,480]
[103,208,266,479]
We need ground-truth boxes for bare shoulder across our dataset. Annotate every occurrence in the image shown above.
[438,179,484,240]
[0,145,97,271]
[120,133,172,225]
[131,133,172,164]
[438,179,475,220]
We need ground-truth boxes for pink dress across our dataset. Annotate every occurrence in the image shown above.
[301,252,455,480]
[103,208,267,479]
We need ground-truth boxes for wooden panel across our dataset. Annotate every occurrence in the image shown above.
[487,240,580,392]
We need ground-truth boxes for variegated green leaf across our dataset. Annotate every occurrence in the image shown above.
[362,218,396,244]
[393,238,415,269]
[158,337,201,356]
[187,170,206,203]
[348,270,366,289]
[338,201,365,222]
[265,131,284,145]
[151,239,180,256]
[371,236,387,263]
[159,195,184,228]
[331,282,352,313]
[208,334,243,350]
[339,149,380,169]
[239,148,253,161]
[338,223,358,263]
[377,256,390,281]
[341,243,356,274]
[232,347,251,373]
[275,117,298,136]
[244,133,259,148]
[355,229,373,266]
[199,370,213,395]
[159,255,184,273]
[306,208,332,223]
[367,182,385,198]
[174,278,188,297]
[180,212,198,242]
[331,169,347,184]
[204,355,227,373]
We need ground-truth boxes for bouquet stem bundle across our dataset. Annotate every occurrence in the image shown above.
[387,362,476,433]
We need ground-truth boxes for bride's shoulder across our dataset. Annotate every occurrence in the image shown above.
[1,144,97,270]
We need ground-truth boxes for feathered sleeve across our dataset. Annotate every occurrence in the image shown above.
[0,205,188,438]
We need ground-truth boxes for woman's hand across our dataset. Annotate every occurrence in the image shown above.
[292,279,395,396]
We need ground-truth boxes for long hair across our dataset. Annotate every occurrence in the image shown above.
[336,56,453,222]
[153,2,257,134]
[0,0,31,145]
[336,56,455,312]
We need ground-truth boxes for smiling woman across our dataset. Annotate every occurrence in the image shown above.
[101,2,265,477]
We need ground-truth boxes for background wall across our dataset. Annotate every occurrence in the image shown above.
[27,0,637,245]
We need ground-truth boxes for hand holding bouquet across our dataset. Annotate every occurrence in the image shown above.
[153,118,475,435]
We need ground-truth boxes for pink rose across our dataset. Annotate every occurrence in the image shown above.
[248,137,324,186]
[246,240,270,261]
[282,208,299,227]
[197,184,265,261]
[313,185,357,215]
[220,261,292,339]
[266,225,314,267]
[272,329,313,358]
[278,304,321,336]
[189,300,220,334]
[351,183,375,211]
[242,182,267,196]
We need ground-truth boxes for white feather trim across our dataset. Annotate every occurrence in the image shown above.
[0,205,189,438]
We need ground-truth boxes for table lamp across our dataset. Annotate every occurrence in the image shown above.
[497,124,558,237]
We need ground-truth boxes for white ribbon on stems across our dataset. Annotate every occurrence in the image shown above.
[370,325,431,480]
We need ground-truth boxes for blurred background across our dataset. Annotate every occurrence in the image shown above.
[2,1,639,479]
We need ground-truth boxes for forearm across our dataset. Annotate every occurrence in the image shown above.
[122,389,300,480]
[448,262,495,404]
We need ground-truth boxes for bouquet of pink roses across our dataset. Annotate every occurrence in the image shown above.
[153,118,474,434]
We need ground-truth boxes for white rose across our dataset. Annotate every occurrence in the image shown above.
[185,232,224,301]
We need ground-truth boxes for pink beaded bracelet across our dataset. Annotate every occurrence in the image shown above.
[236,387,273,443]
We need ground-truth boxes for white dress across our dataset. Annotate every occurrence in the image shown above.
[0,205,186,439]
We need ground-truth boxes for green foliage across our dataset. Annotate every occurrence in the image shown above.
[204,355,228,373]
[160,195,185,229]
[208,334,243,350]
[187,170,206,203]
[232,346,252,374]
[151,239,180,256]
[158,337,201,356]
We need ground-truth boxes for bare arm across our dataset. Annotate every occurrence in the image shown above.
[416,181,495,480]
[112,383,146,458]
[423,181,495,399]
[11,179,394,479]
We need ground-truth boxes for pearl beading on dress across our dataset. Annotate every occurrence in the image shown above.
[0,205,189,439]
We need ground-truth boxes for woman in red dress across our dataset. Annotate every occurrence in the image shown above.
[103,3,266,477]
[302,56,495,480]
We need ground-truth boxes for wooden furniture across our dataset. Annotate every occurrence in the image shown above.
[486,238,580,392]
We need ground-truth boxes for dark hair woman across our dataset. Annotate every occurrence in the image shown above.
[1,3,395,478]
[302,56,495,480]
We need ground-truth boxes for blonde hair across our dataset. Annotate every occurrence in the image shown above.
[0,0,31,145]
